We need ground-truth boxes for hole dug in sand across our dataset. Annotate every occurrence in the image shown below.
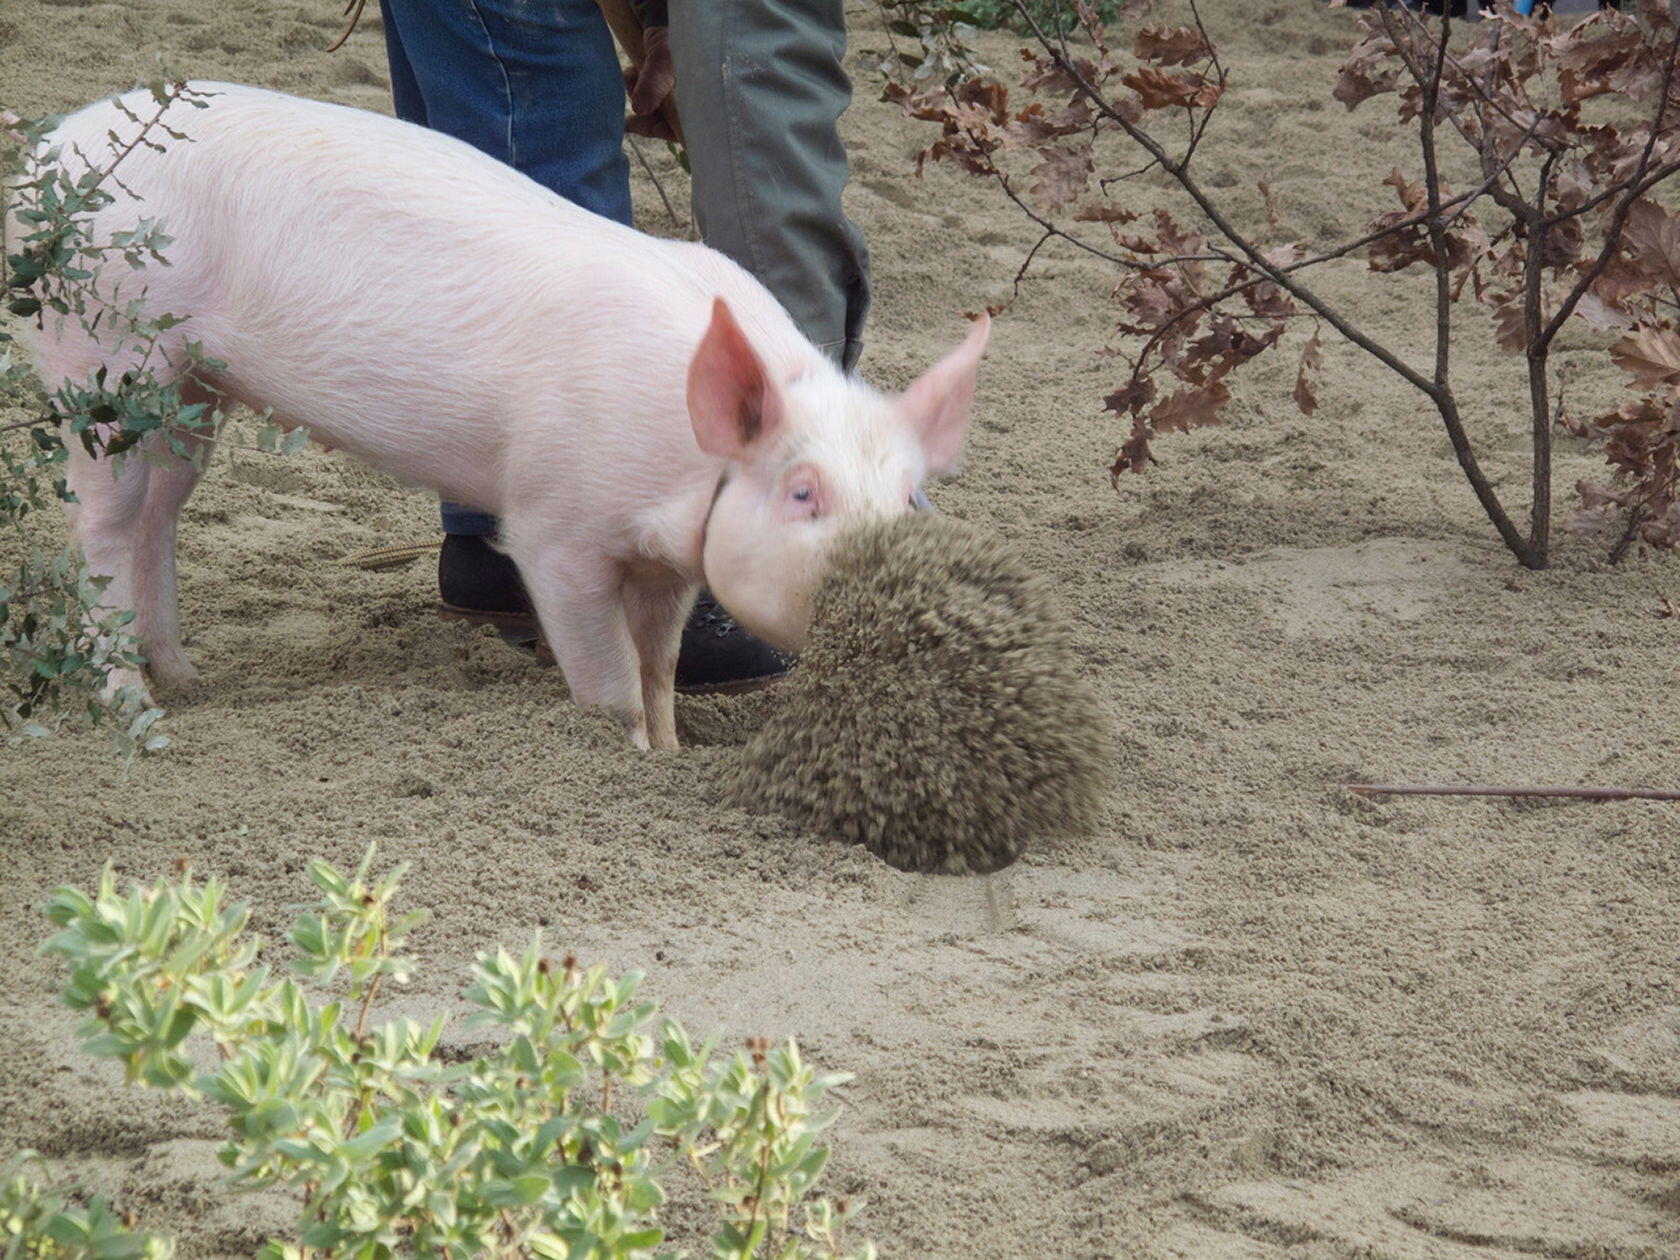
[729,514,1113,875]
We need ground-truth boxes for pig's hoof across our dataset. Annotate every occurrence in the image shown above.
[100,667,156,710]
[145,651,199,688]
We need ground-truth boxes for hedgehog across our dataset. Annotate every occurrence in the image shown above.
[729,514,1113,874]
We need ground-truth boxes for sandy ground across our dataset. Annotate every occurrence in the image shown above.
[6,2,1680,1256]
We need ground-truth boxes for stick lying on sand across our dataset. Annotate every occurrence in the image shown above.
[1345,783,1680,802]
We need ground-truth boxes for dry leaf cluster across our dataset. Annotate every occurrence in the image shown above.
[883,0,1680,567]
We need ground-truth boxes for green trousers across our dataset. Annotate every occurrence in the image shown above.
[666,0,871,371]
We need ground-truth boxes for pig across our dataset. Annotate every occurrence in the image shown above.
[11,83,989,750]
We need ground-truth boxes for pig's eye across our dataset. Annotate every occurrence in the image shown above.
[785,476,821,517]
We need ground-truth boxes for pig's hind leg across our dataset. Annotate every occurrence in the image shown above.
[62,432,154,702]
[36,302,208,700]
[503,530,651,748]
[127,413,214,687]
[624,572,696,752]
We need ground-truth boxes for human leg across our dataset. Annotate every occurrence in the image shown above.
[668,0,871,370]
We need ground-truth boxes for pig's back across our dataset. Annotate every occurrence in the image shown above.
[40,84,816,493]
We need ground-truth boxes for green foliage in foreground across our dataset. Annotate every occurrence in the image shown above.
[945,0,1123,33]
[3,79,299,765]
[31,849,872,1259]
[1,1153,172,1259]
[2,79,220,764]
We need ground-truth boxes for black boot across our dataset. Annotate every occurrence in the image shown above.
[437,534,792,692]
[673,591,794,694]
[438,532,531,622]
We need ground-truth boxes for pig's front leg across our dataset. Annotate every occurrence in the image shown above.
[504,537,649,748]
[624,572,696,752]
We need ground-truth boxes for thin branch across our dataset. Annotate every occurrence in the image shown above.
[626,134,688,234]
[1543,154,1680,229]
[1010,1,1439,398]
[1523,148,1561,558]
[354,972,382,1041]
[1013,228,1054,296]
[1020,1,1542,561]
[994,172,1147,270]
[1415,8,1454,394]
[88,88,192,187]
[1117,177,1517,408]
[1346,782,1680,801]
[1609,503,1648,564]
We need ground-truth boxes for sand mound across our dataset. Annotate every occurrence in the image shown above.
[732,515,1111,874]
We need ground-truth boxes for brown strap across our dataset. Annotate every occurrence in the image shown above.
[326,0,369,54]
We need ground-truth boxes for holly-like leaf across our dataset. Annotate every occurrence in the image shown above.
[1293,327,1323,416]
[1610,325,1680,390]
[1021,52,1100,97]
[1150,206,1204,258]
[1133,25,1210,67]
[1240,262,1295,319]
[1002,100,1092,150]
[1488,291,1531,353]
[1334,21,1400,111]
[1575,292,1636,333]
[1103,376,1156,415]
[1383,167,1427,211]
[1028,144,1094,212]
[1620,198,1680,293]
[1147,380,1231,435]
[1073,202,1140,223]
[1182,319,1282,385]
[1121,66,1223,111]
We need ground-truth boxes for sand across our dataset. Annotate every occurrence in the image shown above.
[4,2,1680,1256]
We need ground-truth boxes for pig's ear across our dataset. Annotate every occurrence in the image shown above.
[898,312,990,475]
[688,297,783,459]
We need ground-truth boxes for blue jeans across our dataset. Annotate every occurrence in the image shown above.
[378,0,632,537]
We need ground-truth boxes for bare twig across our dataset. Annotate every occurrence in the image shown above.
[1609,503,1649,564]
[1346,783,1680,801]
[627,134,688,234]
[1524,149,1561,559]
[1013,228,1054,296]
[1416,9,1454,396]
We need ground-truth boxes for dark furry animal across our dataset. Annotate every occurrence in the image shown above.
[731,515,1112,874]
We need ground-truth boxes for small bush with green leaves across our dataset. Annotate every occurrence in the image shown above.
[944,0,1122,33]
[32,848,872,1259]
[3,81,193,761]
[2,1152,172,1259]
[865,0,1125,87]
[0,79,272,763]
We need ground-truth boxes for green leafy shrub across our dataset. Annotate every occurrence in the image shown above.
[2,1152,172,1259]
[1,79,226,763]
[945,0,1122,33]
[35,848,872,1259]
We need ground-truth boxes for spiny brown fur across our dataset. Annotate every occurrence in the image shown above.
[730,514,1113,874]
